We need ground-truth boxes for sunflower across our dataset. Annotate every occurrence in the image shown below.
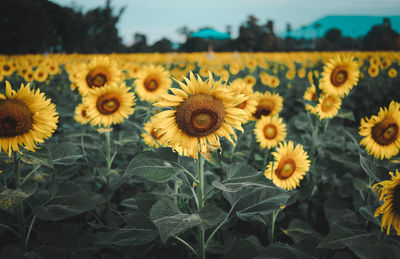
[142,116,166,148]
[34,66,48,83]
[228,80,257,121]
[76,57,123,96]
[359,101,400,160]
[297,68,306,78]
[254,116,287,149]
[316,94,342,120]
[265,141,310,190]
[388,68,397,78]
[303,84,318,114]
[1,61,14,77]
[154,72,247,159]
[0,81,58,156]
[244,75,256,88]
[373,170,400,235]
[368,65,379,78]
[252,91,283,120]
[74,103,91,125]
[134,64,172,103]
[319,56,360,98]
[83,82,136,128]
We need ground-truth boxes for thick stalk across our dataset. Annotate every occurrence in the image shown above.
[197,153,205,259]
[105,130,112,170]
[14,152,26,251]
[268,210,279,245]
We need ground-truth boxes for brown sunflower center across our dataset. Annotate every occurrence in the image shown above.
[0,99,33,137]
[371,118,398,146]
[96,94,120,115]
[391,184,400,213]
[144,76,160,92]
[311,92,317,101]
[236,100,247,109]
[81,108,89,118]
[150,128,165,140]
[175,94,226,137]
[3,65,10,71]
[330,67,348,87]
[263,124,277,139]
[275,158,296,179]
[255,99,274,119]
[321,96,336,112]
[86,67,110,88]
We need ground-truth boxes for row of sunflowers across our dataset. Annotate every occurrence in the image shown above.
[0,52,399,258]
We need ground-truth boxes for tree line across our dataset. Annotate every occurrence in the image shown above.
[1,0,399,54]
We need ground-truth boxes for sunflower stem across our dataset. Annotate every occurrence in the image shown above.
[268,210,279,245]
[13,152,26,252]
[197,153,206,259]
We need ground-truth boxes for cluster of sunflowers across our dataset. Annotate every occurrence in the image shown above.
[1,51,400,242]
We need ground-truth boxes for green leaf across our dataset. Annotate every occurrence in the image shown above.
[198,205,226,229]
[223,237,261,259]
[95,228,158,246]
[212,163,275,193]
[224,187,292,221]
[114,131,139,146]
[124,153,180,183]
[282,219,322,243]
[336,109,355,121]
[256,242,316,259]
[21,150,54,168]
[32,183,96,221]
[149,199,224,242]
[47,143,84,165]
[359,155,382,182]
[318,221,374,249]
[323,197,356,226]
[150,199,201,243]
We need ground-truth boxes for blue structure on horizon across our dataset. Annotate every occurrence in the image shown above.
[190,28,231,40]
[281,15,400,39]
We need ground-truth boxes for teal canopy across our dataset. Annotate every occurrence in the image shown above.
[190,28,230,40]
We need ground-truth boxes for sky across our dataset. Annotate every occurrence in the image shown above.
[50,0,400,45]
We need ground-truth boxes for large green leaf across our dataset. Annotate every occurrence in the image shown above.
[149,199,225,243]
[124,153,180,183]
[212,162,275,193]
[318,221,374,249]
[32,183,96,221]
[282,219,323,243]
[223,187,292,221]
[359,155,383,182]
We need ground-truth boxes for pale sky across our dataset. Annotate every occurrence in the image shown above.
[51,0,400,45]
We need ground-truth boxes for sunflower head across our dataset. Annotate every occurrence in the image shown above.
[316,94,342,120]
[83,82,136,128]
[228,80,257,121]
[320,56,360,97]
[252,91,283,120]
[76,57,123,96]
[373,170,400,235]
[254,116,287,149]
[74,103,91,125]
[0,81,58,156]
[142,116,167,148]
[265,141,310,190]
[154,72,247,159]
[134,64,172,103]
[359,101,400,160]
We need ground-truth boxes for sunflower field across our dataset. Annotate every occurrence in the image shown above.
[0,51,400,259]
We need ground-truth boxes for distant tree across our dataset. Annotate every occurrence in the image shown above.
[179,37,208,52]
[127,33,149,52]
[151,38,173,53]
[324,28,342,43]
[362,18,400,50]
